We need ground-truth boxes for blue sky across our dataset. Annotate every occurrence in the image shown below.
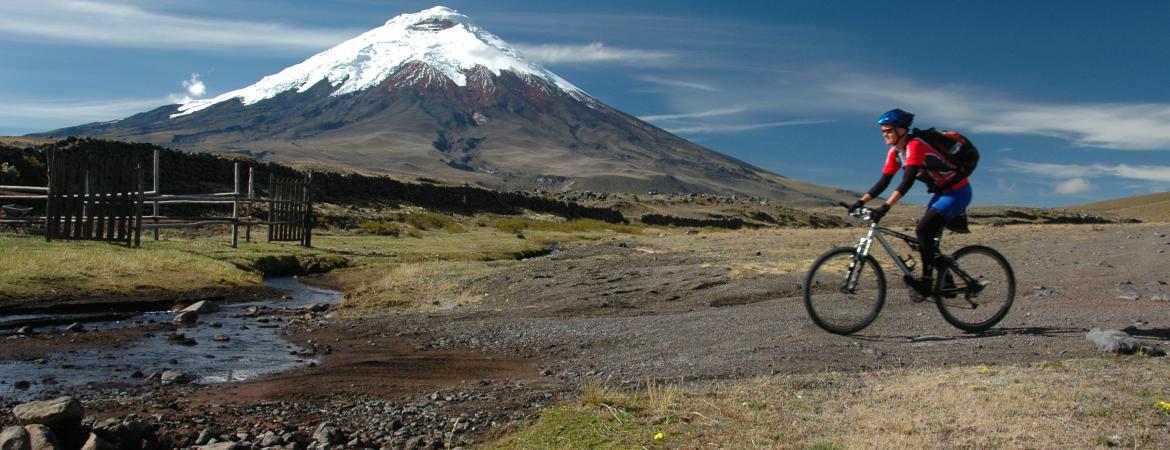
[2,1,1169,207]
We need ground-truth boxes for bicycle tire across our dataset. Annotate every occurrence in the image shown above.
[935,245,1015,332]
[804,247,886,335]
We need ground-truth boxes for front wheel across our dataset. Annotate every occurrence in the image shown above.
[935,245,1015,332]
[804,247,886,335]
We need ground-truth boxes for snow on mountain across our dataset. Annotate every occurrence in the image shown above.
[174,6,587,117]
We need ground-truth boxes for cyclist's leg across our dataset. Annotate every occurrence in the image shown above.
[916,184,972,289]
[914,208,948,290]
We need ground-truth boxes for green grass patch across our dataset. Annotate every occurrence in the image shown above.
[356,220,407,236]
[487,382,682,450]
[404,212,464,232]
[494,218,644,235]
[0,233,261,299]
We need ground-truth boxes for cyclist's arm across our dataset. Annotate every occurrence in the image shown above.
[860,149,901,203]
[860,174,894,202]
[884,165,921,206]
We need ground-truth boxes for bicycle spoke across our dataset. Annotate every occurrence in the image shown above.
[936,246,1015,332]
[805,248,885,335]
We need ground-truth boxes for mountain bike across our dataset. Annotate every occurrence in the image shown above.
[803,204,1015,334]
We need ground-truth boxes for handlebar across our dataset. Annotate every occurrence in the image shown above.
[836,201,872,220]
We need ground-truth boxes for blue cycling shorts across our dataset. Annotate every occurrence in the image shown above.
[928,183,972,220]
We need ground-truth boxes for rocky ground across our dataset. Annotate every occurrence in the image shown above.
[3,221,1170,449]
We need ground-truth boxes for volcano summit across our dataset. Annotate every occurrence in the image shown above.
[41,6,843,203]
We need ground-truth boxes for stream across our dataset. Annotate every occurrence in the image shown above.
[0,277,341,401]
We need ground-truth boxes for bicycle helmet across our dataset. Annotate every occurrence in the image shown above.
[877,108,914,128]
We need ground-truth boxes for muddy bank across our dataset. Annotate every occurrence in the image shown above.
[0,285,284,316]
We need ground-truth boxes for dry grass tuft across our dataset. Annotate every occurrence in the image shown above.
[342,260,499,310]
[491,358,1170,449]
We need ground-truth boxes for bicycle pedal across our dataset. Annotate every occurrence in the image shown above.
[903,276,931,303]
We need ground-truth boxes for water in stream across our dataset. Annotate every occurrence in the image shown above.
[0,277,341,401]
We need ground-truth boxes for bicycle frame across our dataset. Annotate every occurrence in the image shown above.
[856,222,919,278]
[846,208,982,302]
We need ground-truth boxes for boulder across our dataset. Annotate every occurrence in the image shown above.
[0,426,30,450]
[312,422,343,446]
[182,301,220,314]
[79,433,116,450]
[195,443,239,450]
[23,425,58,450]
[1087,328,1166,356]
[173,311,199,325]
[160,370,192,385]
[12,397,84,430]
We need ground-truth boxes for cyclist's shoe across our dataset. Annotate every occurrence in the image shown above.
[903,275,932,303]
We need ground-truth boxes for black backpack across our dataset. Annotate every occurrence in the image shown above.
[909,127,979,190]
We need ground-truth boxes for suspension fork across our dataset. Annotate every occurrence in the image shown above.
[843,224,878,292]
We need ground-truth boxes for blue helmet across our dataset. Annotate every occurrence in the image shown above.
[877,108,914,129]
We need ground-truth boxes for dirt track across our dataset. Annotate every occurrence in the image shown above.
[3,222,1169,447]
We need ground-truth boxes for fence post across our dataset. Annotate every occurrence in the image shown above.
[303,172,313,247]
[134,162,144,248]
[152,148,159,241]
[267,173,274,243]
[44,146,55,242]
[246,167,254,243]
[231,161,239,248]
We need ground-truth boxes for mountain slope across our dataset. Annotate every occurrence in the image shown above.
[1070,192,1170,222]
[37,6,849,205]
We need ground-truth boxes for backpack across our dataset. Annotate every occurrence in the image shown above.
[909,128,979,190]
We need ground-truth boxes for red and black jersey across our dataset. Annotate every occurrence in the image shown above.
[881,139,970,193]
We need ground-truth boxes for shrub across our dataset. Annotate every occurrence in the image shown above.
[404,212,464,232]
[494,218,644,234]
[357,220,404,236]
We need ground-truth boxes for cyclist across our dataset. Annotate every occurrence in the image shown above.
[849,108,973,296]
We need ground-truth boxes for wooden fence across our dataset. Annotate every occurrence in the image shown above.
[0,144,313,248]
[45,145,146,246]
[268,174,313,247]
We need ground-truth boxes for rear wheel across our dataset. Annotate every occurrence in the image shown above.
[935,245,1015,332]
[803,247,886,335]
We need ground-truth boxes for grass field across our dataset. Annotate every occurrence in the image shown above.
[0,233,263,299]
[0,215,644,309]
[1072,192,1170,223]
[487,357,1170,449]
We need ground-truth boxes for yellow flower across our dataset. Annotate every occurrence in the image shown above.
[1157,401,1170,413]
[654,432,665,440]
[979,366,990,374]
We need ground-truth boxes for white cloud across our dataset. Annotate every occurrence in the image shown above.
[183,73,206,97]
[1002,159,1170,183]
[666,119,831,135]
[0,97,171,133]
[635,76,718,92]
[640,106,747,122]
[0,1,357,52]
[826,76,1170,151]
[1054,178,1091,194]
[513,42,674,65]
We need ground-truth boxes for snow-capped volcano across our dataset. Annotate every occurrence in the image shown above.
[37,6,847,204]
[175,6,587,117]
